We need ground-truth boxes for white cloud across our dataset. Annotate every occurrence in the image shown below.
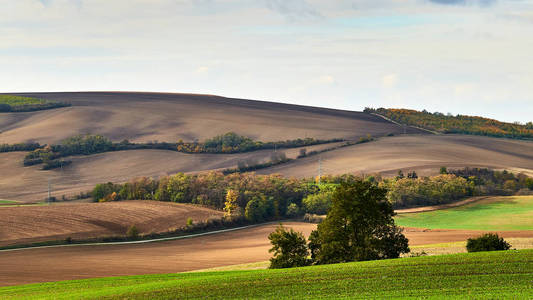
[0,0,532,122]
[195,66,209,74]
[382,74,398,89]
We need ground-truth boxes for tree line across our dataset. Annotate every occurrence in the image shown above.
[93,172,315,223]
[21,133,344,170]
[364,107,533,139]
[92,167,533,221]
[301,168,533,212]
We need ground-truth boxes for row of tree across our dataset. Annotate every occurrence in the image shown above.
[0,142,41,153]
[22,133,343,169]
[364,107,533,139]
[301,168,533,211]
[93,172,317,222]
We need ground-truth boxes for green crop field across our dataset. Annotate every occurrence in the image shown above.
[395,196,533,230]
[1,250,532,299]
[0,95,47,106]
[0,95,69,112]
[0,200,17,205]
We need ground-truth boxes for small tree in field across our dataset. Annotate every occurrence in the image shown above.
[268,224,310,269]
[466,233,511,252]
[127,225,139,239]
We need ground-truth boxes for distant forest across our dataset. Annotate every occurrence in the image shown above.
[0,95,70,112]
[365,107,533,139]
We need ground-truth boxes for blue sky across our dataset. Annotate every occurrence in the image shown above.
[1,0,532,123]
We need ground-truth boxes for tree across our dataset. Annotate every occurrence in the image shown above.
[302,188,334,215]
[286,203,300,218]
[396,170,404,179]
[310,179,409,264]
[440,166,448,174]
[126,225,139,239]
[466,233,511,252]
[268,224,310,269]
[244,196,266,222]
[224,189,240,218]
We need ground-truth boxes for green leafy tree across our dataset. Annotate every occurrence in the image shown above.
[310,179,409,264]
[244,196,267,222]
[286,203,300,218]
[268,224,310,269]
[302,188,334,215]
[466,233,511,252]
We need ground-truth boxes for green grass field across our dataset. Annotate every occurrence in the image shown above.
[0,95,47,106]
[1,250,532,299]
[0,95,69,112]
[395,196,533,230]
[0,200,17,205]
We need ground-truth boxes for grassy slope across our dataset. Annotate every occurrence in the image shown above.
[395,196,533,230]
[1,250,532,299]
[0,95,46,106]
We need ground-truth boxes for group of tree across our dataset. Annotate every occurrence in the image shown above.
[176,132,343,154]
[21,133,342,169]
[0,95,70,112]
[364,107,533,139]
[91,167,533,223]
[303,168,533,210]
[0,142,41,153]
[93,172,317,222]
[268,179,410,269]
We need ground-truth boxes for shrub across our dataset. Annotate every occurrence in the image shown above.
[268,224,310,269]
[186,217,194,227]
[286,203,300,218]
[302,213,324,224]
[126,225,139,239]
[466,233,511,252]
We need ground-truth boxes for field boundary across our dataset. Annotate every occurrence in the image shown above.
[370,113,440,135]
[0,221,283,253]
[396,196,491,214]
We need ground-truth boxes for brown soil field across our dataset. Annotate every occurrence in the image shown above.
[0,201,222,247]
[0,221,532,286]
[257,134,533,178]
[0,92,420,144]
[0,142,339,203]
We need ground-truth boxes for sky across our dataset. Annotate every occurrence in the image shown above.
[1,0,532,123]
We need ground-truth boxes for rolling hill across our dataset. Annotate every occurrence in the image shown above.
[0,92,420,144]
[1,92,532,203]
[0,201,223,247]
[258,134,533,178]
[0,142,339,202]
